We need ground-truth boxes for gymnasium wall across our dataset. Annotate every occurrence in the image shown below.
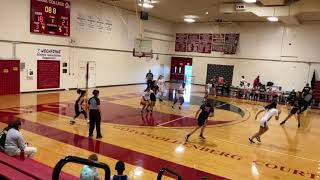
[174,22,320,91]
[0,0,174,92]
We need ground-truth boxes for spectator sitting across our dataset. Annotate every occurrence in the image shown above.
[112,161,128,180]
[80,154,101,180]
[253,76,260,88]
[4,119,37,157]
[288,89,297,105]
[240,76,246,87]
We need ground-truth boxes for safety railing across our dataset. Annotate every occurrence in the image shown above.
[157,167,182,180]
[52,156,111,180]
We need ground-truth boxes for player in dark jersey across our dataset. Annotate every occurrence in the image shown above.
[302,83,311,97]
[185,102,214,141]
[70,89,88,125]
[300,90,313,113]
[280,92,304,128]
[149,87,157,113]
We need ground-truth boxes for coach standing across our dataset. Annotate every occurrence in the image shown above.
[88,90,102,139]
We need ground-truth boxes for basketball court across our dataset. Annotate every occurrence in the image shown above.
[1,0,320,179]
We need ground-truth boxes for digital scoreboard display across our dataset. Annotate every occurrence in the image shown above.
[30,0,70,36]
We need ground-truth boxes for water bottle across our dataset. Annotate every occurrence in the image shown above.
[20,150,25,160]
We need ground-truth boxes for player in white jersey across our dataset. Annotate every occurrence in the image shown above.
[157,75,166,102]
[140,87,151,113]
[249,102,281,143]
[172,83,185,110]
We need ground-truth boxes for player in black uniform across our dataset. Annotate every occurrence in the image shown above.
[185,101,214,141]
[149,87,157,113]
[70,89,88,125]
[302,83,311,97]
[300,90,313,113]
[280,92,304,128]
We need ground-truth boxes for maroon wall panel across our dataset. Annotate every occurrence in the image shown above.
[37,60,60,89]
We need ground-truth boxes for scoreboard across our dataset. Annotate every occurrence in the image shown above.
[30,0,70,36]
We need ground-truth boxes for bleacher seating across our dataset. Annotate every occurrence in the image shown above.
[0,152,77,180]
[313,81,320,101]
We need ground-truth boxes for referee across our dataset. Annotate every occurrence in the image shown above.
[88,90,102,139]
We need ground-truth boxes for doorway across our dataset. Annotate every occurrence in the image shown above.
[184,65,193,84]
[170,57,192,82]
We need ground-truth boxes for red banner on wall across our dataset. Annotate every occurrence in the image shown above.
[175,33,188,52]
[198,33,213,53]
[187,34,200,52]
[37,60,60,89]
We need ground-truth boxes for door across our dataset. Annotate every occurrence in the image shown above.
[184,65,193,84]
[77,61,96,89]
[0,60,20,95]
[78,61,87,89]
[170,57,192,82]
[87,61,96,88]
[159,64,165,77]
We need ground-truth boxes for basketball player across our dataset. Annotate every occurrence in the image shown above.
[149,87,157,113]
[70,89,88,125]
[141,87,151,113]
[249,102,281,143]
[300,90,313,113]
[185,101,214,141]
[280,92,308,128]
[172,83,185,110]
[88,90,102,139]
[157,75,166,102]
[302,83,311,97]
[205,80,212,99]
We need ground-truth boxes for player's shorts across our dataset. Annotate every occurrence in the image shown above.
[150,94,156,102]
[290,107,299,114]
[197,118,207,127]
[260,120,268,128]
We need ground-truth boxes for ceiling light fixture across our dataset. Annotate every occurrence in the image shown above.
[267,16,279,22]
[138,3,154,8]
[184,18,195,23]
[205,12,209,15]
[243,0,256,3]
[139,0,159,4]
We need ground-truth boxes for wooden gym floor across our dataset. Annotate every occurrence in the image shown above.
[0,84,319,180]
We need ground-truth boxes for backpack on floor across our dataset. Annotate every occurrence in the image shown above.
[112,175,128,180]
[0,128,9,151]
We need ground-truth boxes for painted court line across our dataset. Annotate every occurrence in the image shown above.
[0,118,229,180]
[215,103,227,108]
[157,114,194,126]
[157,103,228,127]
[211,136,318,162]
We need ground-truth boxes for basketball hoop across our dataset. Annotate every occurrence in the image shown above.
[133,38,153,59]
